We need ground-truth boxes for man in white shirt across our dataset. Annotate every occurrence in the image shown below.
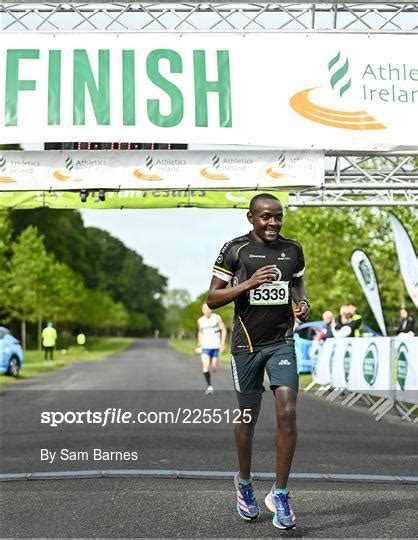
[197,303,227,394]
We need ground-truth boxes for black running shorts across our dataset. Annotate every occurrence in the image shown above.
[230,341,299,408]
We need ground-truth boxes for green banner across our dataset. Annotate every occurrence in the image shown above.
[0,190,288,210]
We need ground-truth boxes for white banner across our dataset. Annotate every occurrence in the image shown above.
[389,214,418,308]
[0,150,322,191]
[1,32,417,150]
[312,339,333,386]
[347,338,393,396]
[395,336,418,404]
[351,250,387,336]
[313,337,393,397]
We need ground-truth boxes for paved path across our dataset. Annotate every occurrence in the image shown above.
[1,339,416,537]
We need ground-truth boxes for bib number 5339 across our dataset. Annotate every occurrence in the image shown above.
[249,281,289,305]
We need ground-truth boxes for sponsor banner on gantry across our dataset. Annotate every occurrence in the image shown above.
[1,32,417,150]
[0,189,289,210]
[0,150,322,190]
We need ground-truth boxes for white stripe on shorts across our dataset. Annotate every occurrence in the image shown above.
[230,355,241,392]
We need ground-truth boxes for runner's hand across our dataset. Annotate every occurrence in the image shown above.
[246,265,279,289]
[295,301,310,323]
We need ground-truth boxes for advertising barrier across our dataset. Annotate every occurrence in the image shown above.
[312,337,418,408]
[395,336,418,404]
[313,337,394,398]
[1,32,417,150]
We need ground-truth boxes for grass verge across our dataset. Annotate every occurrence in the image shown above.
[169,339,313,388]
[1,337,134,385]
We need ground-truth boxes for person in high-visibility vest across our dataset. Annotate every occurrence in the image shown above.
[76,332,86,351]
[42,322,57,361]
[346,302,362,337]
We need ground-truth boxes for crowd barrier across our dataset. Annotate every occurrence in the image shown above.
[305,336,418,422]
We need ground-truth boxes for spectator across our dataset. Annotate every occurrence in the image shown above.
[396,307,415,336]
[42,322,57,361]
[317,310,334,341]
[332,303,362,338]
[76,332,86,351]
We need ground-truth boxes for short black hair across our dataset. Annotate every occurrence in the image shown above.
[249,193,281,213]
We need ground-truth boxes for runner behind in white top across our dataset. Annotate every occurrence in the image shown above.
[197,303,227,394]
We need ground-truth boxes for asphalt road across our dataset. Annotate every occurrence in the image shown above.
[1,339,417,538]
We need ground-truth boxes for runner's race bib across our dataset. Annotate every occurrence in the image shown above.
[249,281,289,305]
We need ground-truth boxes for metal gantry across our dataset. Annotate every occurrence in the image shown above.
[2,2,418,206]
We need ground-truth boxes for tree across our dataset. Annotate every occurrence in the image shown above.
[7,226,53,349]
[0,211,12,312]
[11,209,102,288]
[281,207,417,330]
[163,288,192,336]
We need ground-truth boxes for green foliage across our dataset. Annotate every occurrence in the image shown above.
[281,207,417,330]
[11,209,102,288]
[0,211,12,304]
[163,288,192,336]
[85,227,167,331]
[8,209,168,338]
[6,226,51,323]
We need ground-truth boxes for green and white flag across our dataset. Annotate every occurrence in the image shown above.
[389,214,418,308]
[350,249,387,336]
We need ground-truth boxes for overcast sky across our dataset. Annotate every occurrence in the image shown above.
[81,207,249,299]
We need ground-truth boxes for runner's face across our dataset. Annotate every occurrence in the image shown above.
[248,200,283,242]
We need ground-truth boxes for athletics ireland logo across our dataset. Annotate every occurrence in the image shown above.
[133,155,163,181]
[359,259,376,291]
[200,154,229,181]
[265,153,295,180]
[290,51,386,131]
[53,156,83,182]
[397,343,408,391]
[0,156,16,183]
[363,343,378,386]
[343,343,352,384]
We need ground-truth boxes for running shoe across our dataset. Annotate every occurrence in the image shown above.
[205,385,214,395]
[265,486,296,529]
[234,472,261,521]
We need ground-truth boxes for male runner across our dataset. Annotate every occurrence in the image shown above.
[196,303,227,394]
[207,193,310,530]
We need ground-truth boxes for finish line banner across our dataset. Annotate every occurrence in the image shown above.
[0,150,322,190]
[1,32,417,150]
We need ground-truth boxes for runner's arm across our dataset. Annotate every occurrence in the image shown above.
[292,277,310,323]
[217,316,227,351]
[207,265,279,309]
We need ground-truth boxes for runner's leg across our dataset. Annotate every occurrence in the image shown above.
[201,353,211,386]
[211,356,219,372]
[234,403,261,480]
[273,386,297,488]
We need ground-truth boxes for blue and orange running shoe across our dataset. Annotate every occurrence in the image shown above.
[265,486,296,529]
[234,472,261,521]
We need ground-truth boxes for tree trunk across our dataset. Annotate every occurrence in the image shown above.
[21,319,26,351]
[37,316,42,351]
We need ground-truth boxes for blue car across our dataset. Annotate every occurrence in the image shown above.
[0,326,23,377]
[294,320,381,373]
